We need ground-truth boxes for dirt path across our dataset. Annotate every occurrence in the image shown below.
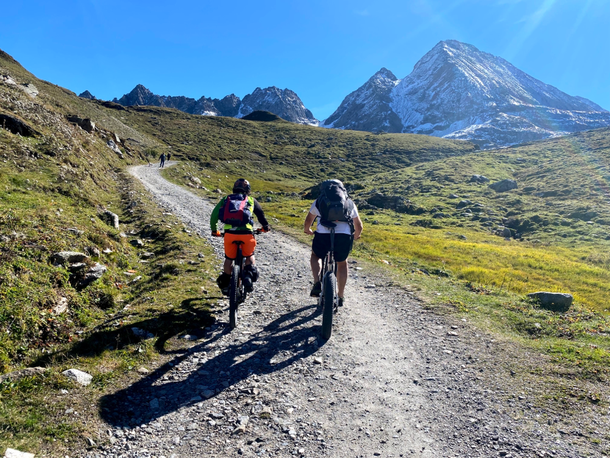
[89,164,602,458]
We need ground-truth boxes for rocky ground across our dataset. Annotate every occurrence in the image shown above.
[80,164,607,458]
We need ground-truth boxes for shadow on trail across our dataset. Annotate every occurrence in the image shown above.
[31,297,215,368]
[100,302,322,426]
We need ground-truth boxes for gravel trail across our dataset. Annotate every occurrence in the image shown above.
[90,164,605,458]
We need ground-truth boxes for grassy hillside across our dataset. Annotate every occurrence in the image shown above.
[342,129,610,309]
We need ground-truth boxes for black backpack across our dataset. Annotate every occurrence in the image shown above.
[316,180,354,228]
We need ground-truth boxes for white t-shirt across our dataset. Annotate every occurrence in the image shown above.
[309,200,359,235]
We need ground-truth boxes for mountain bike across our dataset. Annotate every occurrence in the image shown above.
[225,229,263,329]
[319,226,338,340]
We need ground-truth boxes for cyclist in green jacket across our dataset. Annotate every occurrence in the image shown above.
[211,179,270,294]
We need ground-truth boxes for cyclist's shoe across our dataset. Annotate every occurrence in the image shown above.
[217,272,231,295]
[310,281,322,297]
[244,264,259,282]
[242,275,254,293]
[338,297,344,307]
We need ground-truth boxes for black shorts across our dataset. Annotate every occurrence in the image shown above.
[312,232,353,262]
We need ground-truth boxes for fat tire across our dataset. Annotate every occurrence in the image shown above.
[229,264,240,329]
[321,273,336,340]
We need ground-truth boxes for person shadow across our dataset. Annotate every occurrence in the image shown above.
[99,301,323,427]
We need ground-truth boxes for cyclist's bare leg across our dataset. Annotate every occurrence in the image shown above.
[310,252,322,283]
[337,260,348,298]
[223,257,233,275]
[223,254,255,274]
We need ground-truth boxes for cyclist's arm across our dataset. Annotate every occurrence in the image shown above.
[353,216,363,240]
[252,199,270,228]
[304,212,316,235]
[210,198,225,232]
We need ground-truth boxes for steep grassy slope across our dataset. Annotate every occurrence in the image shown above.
[0,51,222,452]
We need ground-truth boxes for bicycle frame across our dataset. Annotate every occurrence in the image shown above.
[320,231,337,287]
[319,226,338,339]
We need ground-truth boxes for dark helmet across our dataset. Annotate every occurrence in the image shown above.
[233,178,251,194]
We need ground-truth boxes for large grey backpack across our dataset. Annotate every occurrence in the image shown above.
[316,180,354,227]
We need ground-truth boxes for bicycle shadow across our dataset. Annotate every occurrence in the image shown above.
[99,302,322,426]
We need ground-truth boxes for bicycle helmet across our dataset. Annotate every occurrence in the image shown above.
[233,178,251,194]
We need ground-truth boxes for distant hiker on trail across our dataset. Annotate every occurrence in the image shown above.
[167,152,171,161]
[159,153,166,168]
[211,178,270,295]
[303,179,362,307]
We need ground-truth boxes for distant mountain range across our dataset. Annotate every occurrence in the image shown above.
[104,85,318,126]
[88,40,610,148]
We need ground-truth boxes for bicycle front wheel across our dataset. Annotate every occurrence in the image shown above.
[321,273,336,340]
[229,264,240,329]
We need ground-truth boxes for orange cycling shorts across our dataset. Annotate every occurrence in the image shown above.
[224,233,257,259]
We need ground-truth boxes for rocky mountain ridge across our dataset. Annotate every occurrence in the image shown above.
[323,40,610,148]
[109,84,318,125]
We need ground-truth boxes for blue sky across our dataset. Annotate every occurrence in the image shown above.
[1,0,609,120]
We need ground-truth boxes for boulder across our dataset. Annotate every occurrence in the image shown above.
[62,368,93,386]
[107,140,124,158]
[527,292,573,312]
[568,209,599,221]
[456,200,471,209]
[366,193,426,215]
[51,251,89,266]
[0,114,40,137]
[78,263,107,288]
[4,448,35,458]
[469,175,489,184]
[497,226,512,238]
[67,115,96,133]
[489,179,517,193]
[102,210,120,229]
[0,367,46,383]
[21,83,39,98]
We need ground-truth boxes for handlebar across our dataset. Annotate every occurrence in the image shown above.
[217,228,268,237]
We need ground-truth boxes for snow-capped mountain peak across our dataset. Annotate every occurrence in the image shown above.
[321,67,401,132]
[325,40,610,148]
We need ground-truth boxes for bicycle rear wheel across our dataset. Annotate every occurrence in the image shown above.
[321,272,336,340]
[229,264,240,329]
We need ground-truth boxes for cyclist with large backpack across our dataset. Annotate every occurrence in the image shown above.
[211,179,270,295]
[303,179,363,306]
